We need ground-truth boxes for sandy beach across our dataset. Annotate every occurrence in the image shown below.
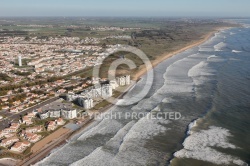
[31,127,71,153]
[14,27,228,166]
[132,27,229,81]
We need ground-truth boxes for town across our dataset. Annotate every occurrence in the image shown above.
[0,22,135,159]
[0,74,131,157]
[0,38,132,114]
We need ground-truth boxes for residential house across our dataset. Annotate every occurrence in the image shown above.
[0,137,19,147]
[56,118,65,126]
[10,107,19,113]
[47,121,57,131]
[23,132,42,143]
[2,106,9,110]
[0,131,5,139]
[3,123,20,133]
[0,97,8,102]
[10,141,31,153]
[13,100,21,106]
[25,126,43,133]
[5,133,15,138]
[26,112,36,118]
[22,115,33,125]
[57,89,66,93]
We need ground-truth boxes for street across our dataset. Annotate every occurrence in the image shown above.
[0,96,59,130]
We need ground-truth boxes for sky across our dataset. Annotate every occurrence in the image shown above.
[0,0,250,17]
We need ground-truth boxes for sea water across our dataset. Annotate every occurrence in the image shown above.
[36,20,250,166]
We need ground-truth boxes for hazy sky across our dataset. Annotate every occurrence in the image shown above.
[1,0,250,17]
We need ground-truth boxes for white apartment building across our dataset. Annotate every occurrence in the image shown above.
[78,97,94,109]
[116,75,130,86]
[61,109,77,119]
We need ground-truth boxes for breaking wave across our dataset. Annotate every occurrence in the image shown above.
[174,126,247,166]
[214,42,227,51]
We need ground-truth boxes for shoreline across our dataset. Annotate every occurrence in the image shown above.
[132,27,230,81]
[14,27,228,166]
[15,82,136,166]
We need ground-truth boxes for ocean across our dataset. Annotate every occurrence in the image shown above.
[36,20,250,166]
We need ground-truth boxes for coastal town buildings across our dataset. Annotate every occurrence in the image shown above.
[47,121,57,131]
[22,132,42,143]
[61,109,77,119]
[25,126,43,133]
[109,80,119,89]
[66,75,131,110]
[37,108,77,120]
[22,115,33,125]
[49,109,61,118]
[80,83,113,99]
[116,75,131,86]
[39,111,50,120]
[78,97,94,109]
[10,141,31,153]
[2,123,21,133]
[56,118,65,125]
[18,55,22,67]
[0,137,19,148]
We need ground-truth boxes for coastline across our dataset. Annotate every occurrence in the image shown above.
[16,82,136,166]
[16,27,228,166]
[132,27,229,81]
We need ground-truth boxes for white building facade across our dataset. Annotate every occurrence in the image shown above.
[78,97,93,109]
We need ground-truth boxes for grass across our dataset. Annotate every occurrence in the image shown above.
[0,151,24,160]
[91,89,126,110]
[1,19,236,92]
[92,99,110,110]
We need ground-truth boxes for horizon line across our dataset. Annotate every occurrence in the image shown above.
[0,16,250,19]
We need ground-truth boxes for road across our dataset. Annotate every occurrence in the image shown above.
[18,129,71,166]
[0,96,59,130]
[18,117,94,166]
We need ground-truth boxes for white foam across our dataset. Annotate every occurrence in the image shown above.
[174,126,246,165]
[34,34,229,165]
[207,55,226,63]
[71,113,170,166]
[207,55,217,59]
[70,147,114,166]
[187,120,197,135]
[199,45,214,52]
[77,118,123,141]
[214,42,227,51]
[162,97,175,103]
[130,55,203,113]
[232,50,242,53]
[111,113,170,165]
[70,121,136,166]
[188,61,215,78]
